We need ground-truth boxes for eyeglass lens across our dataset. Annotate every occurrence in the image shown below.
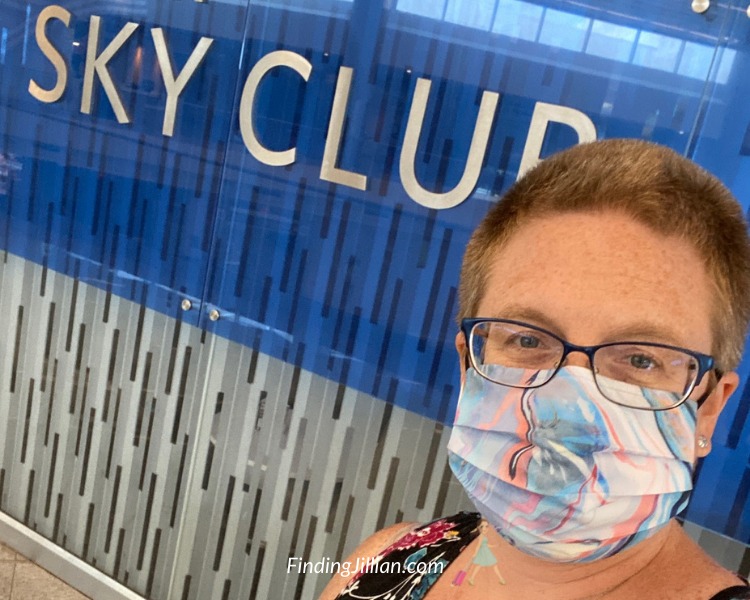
[469,321,698,409]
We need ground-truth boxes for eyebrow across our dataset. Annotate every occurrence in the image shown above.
[485,304,687,347]
[485,306,564,335]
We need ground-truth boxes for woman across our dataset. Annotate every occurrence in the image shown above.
[320,139,750,599]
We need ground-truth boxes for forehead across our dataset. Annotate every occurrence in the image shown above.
[478,211,714,350]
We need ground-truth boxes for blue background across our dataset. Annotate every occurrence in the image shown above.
[3,0,750,541]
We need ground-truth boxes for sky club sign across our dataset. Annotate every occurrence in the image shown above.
[27,4,597,210]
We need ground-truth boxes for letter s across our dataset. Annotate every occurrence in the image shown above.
[28,5,72,104]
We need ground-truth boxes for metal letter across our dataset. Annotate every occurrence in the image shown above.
[239,50,312,166]
[151,28,214,137]
[320,66,367,191]
[518,102,597,178]
[28,5,72,103]
[400,78,498,210]
[80,15,139,124]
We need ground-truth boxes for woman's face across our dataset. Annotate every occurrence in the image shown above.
[458,210,739,455]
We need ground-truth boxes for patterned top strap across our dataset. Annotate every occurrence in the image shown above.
[335,511,481,600]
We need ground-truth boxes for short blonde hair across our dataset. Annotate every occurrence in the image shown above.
[458,139,750,371]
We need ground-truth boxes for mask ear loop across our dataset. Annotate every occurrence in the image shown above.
[695,390,711,409]
[695,369,723,409]
[456,347,472,407]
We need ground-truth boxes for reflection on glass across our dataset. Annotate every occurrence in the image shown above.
[633,31,681,71]
[586,20,636,61]
[678,41,713,79]
[397,0,446,19]
[538,8,590,52]
[492,0,543,41]
[1,28,6,65]
[445,0,496,29]
[714,48,736,85]
[240,0,354,10]
[394,0,734,85]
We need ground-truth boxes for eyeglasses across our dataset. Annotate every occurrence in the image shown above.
[461,318,715,411]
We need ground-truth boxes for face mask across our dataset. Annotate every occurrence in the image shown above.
[447,366,696,563]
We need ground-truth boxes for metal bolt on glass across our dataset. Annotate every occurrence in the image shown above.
[691,0,709,13]
[209,309,221,322]
[181,299,192,311]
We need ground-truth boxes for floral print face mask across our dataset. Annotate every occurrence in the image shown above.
[448,366,697,563]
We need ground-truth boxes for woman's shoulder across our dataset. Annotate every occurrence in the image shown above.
[318,512,482,600]
[658,525,750,600]
[317,521,419,600]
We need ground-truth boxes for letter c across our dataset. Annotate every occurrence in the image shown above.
[239,51,312,166]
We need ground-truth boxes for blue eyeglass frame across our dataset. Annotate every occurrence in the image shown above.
[460,318,716,408]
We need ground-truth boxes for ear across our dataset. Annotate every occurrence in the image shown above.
[695,371,739,457]
[455,331,468,387]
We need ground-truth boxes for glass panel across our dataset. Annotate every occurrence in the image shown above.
[0,1,252,598]
[682,4,750,542]
[195,2,737,598]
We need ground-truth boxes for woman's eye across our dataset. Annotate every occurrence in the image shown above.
[515,335,540,349]
[629,354,657,369]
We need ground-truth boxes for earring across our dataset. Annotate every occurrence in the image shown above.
[698,435,709,449]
